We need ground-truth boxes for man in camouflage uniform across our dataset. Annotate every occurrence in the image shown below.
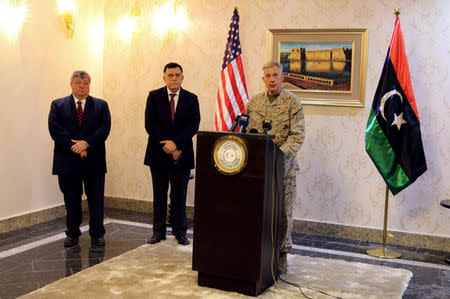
[246,61,305,274]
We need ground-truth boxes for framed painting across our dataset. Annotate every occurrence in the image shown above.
[268,29,368,107]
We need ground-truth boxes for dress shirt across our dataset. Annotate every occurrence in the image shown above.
[74,96,86,110]
[167,88,180,111]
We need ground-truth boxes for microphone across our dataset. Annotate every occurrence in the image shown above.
[229,115,241,132]
[238,114,250,133]
[262,119,272,134]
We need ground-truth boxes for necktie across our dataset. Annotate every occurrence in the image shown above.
[169,93,175,122]
[77,101,83,126]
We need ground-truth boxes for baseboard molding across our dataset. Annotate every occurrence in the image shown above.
[293,220,449,252]
[103,196,195,219]
[1,196,448,251]
[0,201,89,235]
[103,197,450,251]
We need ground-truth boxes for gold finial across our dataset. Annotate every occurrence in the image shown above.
[394,8,400,18]
[234,7,238,12]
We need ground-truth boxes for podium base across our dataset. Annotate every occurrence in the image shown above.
[366,247,402,259]
[198,272,271,297]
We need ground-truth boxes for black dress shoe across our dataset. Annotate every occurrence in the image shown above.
[176,235,190,245]
[91,236,105,247]
[148,233,166,244]
[64,236,79,247]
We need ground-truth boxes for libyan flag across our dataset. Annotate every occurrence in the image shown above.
[365,17,427,195]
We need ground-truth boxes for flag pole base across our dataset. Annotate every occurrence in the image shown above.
[366,247,402,259]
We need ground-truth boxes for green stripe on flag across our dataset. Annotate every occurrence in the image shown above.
[365,109,411,195]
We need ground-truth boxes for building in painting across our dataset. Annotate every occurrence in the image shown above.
[289,47,351,61]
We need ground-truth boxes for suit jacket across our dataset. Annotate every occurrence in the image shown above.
[144,87,200,170]
[49,95,111,175]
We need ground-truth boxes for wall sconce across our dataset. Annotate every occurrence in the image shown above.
[117,1,142,42]
[154,0,188,37]
[0,0,27,39]
[57,0,75,38]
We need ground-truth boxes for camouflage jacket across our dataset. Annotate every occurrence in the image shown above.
[246,89,305,173]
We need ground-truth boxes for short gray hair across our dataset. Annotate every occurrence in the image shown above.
[71,70,91,83]
[262,61,282,71]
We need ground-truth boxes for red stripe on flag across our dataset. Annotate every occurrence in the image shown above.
[389,18,419,119]
[235,55,249,98]
[226,63,245,113]
[220,71,237,127]
[231,59,248,112]
[217,83,229,131]
[215,89,226,131]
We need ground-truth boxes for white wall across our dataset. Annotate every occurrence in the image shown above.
[102,0,450,238]
[0,0,104,220]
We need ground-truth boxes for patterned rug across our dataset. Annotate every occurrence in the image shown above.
[21,239,412,298]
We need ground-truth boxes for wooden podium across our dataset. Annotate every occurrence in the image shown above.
[192,131,284,296]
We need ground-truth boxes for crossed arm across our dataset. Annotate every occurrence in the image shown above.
[71,140,88,158]
[49,100,111,159]
[160,140,181,160]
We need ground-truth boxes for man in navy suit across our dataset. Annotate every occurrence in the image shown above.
[49,70,111,248]
[145,62,200,245]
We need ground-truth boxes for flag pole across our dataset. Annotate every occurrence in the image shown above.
[366,185,401,258]
[365,7,403,260]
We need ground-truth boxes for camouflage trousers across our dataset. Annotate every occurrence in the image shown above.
[280,175,296,253]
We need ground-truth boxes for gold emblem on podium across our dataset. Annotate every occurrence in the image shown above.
[212,135,248,175]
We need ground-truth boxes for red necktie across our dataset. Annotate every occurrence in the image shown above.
[169,93,175,122]
[77,101,83,126]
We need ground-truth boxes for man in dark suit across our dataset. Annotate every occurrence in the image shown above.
[49,70,111,248]
[145,62,200,245]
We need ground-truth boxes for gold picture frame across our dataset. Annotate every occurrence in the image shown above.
[268,29,368,107]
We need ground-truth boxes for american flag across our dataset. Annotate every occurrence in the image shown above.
[215,8,249,131]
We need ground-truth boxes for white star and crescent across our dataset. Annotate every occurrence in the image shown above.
[392,112,407,130]
[379,89,407,131]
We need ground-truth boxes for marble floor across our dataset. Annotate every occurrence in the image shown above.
[0,208,448,298]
